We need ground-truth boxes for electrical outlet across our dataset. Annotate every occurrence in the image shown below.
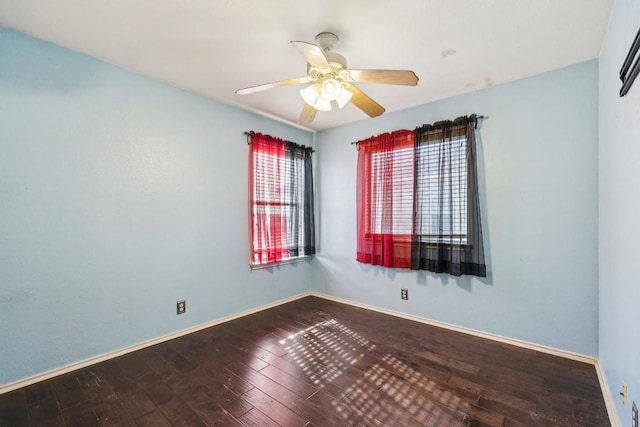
[401,289,408,300]
[621,382,628,407]
[177,300,186,315]
[632,401,638,427]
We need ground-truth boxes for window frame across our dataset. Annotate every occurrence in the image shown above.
[248,136,313,268]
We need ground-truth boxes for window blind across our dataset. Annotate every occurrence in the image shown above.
[415,136,468,244]
[368,136,469,244]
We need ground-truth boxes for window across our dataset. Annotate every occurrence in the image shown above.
[368,136,469,244]
[249,132,315,267]
[356,116,485,277]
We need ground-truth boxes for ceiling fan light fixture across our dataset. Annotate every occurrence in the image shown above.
[300,84,320,106]
[320,78,342,101]
[300,83,332,111]
[314,96,332,111]
[336,86,353,108]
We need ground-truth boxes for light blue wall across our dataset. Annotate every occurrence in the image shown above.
[599,0,640,423]
[0,27,313,386]
[313,61,599,356]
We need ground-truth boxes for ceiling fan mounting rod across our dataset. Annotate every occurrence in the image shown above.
[315,32,339,52]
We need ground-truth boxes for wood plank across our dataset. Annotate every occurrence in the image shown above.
[49,374,88,409]
[116,390,156,420]
[259,364,317,399]
[211,387,254,419]
[157,397,209,427]
[237,407,279,427]
[76,370,137,427]
[227,361,344,426]
[184,365,254,397]
[49,375,101,426]
[24,381,65,426]
[0,390,28,426]
[240,387,306,426]
[135,409,173,427]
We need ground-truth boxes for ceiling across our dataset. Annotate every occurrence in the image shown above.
[0,0,614,131]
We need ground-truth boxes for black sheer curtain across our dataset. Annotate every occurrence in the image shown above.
[285,141,316,258]
[410,115,486,277]
[299,143,316,256]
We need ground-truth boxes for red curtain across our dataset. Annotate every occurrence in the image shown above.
[356,130,414,268]
[249,132,289,264]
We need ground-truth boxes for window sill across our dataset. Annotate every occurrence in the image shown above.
[249,256,311,270]
[362,234,471,250]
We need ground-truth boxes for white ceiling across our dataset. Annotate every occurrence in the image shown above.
[0,0,614,131]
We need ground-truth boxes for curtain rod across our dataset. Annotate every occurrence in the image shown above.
[244,132,315,152]
[349,115,487,146]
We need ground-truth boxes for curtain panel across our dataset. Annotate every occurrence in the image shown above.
[356,130,414,268]
[411,116,486,277]
[355,116,486,277]
[249,132,315,266]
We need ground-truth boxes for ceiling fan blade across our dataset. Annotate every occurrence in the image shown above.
[236,75,313,95]
[346,85,385,118]
[298,103,317,124]
[291,41,330,69]
[349,69,419,86]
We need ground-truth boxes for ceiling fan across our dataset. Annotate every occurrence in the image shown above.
[235,32,419,124]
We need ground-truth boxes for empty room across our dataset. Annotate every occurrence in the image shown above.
[1,0,638,426]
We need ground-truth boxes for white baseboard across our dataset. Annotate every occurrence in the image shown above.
[595,359,622,427]
[311,292,621,427]
[0,291,312,396]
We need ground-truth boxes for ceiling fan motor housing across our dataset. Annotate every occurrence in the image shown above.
[306,53,350,82]
[325,52,347,70]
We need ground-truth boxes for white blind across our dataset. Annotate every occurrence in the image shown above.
[415,137,468,244]
[252,151,303,255]
[369,136,468,244]
[370,147,414,234]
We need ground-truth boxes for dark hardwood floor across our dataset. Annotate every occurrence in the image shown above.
[0,296,610,426]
